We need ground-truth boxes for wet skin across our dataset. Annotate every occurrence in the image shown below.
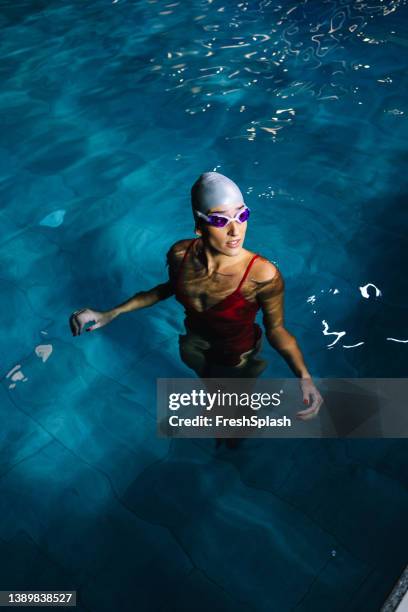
[69,202,323,420]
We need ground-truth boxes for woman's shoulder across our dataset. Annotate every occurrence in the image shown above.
[166,238,195,265]
[247,252,282,284]
[246,254,285,298]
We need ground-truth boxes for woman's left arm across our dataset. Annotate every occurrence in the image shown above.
[256,261,323,419]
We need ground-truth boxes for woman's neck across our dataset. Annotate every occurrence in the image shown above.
[196,237,248,276]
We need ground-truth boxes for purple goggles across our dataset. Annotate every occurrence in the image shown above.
[195,206,250,228]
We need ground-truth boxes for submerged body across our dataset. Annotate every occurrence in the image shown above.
[69,172,322,420]
[171,237,282,377]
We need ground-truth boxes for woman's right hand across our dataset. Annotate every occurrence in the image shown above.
[69,308,117,336]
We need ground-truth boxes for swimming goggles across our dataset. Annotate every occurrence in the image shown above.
[195,206,250,228]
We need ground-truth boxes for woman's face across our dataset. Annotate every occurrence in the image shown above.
[198,203,248,257]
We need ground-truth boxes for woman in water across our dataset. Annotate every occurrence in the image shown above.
[69,172,322,420]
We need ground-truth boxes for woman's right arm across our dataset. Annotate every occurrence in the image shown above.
[69,240,188,335]
[109,281,173,317]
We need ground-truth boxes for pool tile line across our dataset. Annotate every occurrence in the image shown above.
[191,437,407,569]
[0,439,196,607]
[290,556,333,610]
[0,439,54,482]
[212,453,374,568]
[120,442,340,611]
[0,530,93,608]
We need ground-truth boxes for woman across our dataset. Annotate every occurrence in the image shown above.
[69,172,322,420]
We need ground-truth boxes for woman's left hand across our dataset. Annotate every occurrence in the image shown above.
[296,378,323,420]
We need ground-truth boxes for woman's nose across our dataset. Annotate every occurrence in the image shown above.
[227,221,240,235]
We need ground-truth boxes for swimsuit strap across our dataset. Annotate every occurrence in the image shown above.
[236,254,260,293]
[176,240,258,294]
[176,238,198,289]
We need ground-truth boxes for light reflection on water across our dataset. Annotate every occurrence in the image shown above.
[0,2,407,611]
[1,0,407,378]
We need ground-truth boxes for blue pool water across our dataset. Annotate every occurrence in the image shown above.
[1,1,407,610]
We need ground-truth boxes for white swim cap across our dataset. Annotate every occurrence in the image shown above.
[191,172,245,223]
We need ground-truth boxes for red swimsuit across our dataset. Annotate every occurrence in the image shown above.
[175,238,262,366]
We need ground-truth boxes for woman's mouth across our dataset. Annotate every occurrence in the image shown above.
[226,239,241,249]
